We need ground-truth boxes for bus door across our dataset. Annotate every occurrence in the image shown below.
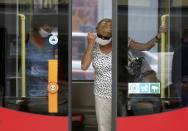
[0,0,70,116]
[116,0,184,116]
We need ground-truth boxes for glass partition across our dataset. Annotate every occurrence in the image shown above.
[117,0,188,117]
[0,0,69,116]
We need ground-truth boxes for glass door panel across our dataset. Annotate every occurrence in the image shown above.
[117,0,187,117]
[0,0,69,116]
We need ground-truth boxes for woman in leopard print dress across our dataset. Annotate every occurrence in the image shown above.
[81,18,112,131]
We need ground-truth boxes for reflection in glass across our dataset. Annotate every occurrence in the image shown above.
[0,0,69,116]
[117,0,188,117]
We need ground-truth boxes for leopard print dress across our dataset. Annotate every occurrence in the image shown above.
[92,43,112,99]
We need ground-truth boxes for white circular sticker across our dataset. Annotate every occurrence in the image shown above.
[50,85,56,91]
[129,84,139,94]
[49,35,58,45]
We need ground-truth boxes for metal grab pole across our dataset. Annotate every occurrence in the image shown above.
[161,14,169,98]
[17,14,26,98]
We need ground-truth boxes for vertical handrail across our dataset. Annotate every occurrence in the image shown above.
[42,0,45,8]
[17,14,26,98]
[52,0,56,8]
[161,14,169,98]
[47,0,50,8]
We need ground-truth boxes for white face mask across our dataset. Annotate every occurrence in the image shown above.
[39,28,51,38]
[95,36,112,46]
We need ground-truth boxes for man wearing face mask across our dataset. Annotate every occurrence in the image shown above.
[82,18,112,131]
[18,10,58,97]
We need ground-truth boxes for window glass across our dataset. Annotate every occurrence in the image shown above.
[117,0,188,117]
[0,0,69,116]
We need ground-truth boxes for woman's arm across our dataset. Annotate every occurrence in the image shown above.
[81,32,96,70]
[129,36,159,51]
[129,25,167,51]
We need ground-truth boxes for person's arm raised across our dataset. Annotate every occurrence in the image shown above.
[129,24,168,51]
[81,32,96,70]
[129,37,158,51]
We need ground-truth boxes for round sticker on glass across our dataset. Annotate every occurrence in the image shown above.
[49,35,58,45]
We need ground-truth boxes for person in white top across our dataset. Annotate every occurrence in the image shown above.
[81,18,112,131]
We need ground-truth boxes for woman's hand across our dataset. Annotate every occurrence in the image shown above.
[81,32,96,70]
[157,24,168,39]
[160,24,168,33]
[88,32,96,46]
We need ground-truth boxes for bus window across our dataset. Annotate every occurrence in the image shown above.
[117,0,188,117]
[0,0,69,116]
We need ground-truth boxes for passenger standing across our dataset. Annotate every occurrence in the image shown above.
[82,18,112,131]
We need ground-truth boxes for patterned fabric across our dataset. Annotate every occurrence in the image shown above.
[92,43,112,99]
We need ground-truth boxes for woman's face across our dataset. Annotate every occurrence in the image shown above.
[38,25,54,38]
[98,29,112,40]
[41,25,54,33]
[96,29,112,46]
